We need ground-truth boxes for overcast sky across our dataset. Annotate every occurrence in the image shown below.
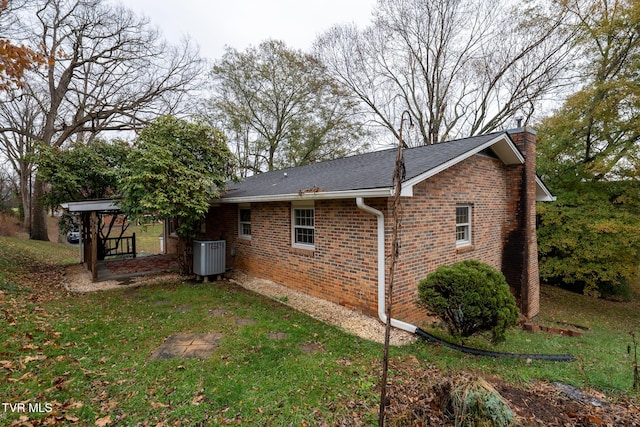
[114,0,377,61]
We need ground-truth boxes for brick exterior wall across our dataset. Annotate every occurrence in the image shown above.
[391,152,510,324]
[202,132,540,325]
[203,199,381,317]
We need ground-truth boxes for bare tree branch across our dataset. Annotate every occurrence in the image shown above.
[315,0,576,146]
[0,0,205,240]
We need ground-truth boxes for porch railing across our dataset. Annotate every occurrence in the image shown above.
[103,233,136,258]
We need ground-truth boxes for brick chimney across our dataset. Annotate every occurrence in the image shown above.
[504,127,540,319]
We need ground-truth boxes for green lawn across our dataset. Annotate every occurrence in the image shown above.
[0,235,639,425]
[122,222,164,255]
[414,284,640,394]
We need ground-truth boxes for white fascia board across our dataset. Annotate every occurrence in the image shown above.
[400,134,524,196]
[536,176,556,201]
[219,187,392,204]
[66,199,120,212]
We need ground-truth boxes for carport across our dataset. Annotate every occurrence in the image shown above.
[63,198,178,282]
[64,199,125,281]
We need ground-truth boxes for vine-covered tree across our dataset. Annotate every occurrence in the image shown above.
[207,40,370,177]
[118,116,234,272]
[537,182,640,298]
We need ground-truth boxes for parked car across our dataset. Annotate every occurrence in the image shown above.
[66,231,80,244]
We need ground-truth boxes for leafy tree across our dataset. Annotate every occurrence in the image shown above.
[315,0,574,146]
[537,182,640,299]
[118,116,234,272]
[536,0,640,298]
[417,260,518,344]
[36,139,131,248]
[207,40,370,176]
[0,0,204,241]
[36,139,129,209]
[537,0,640,185]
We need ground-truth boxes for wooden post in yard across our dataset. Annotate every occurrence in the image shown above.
[378,110,412,426]
[90,211,98,281]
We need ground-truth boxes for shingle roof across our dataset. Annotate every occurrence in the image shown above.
[221,132,514,201]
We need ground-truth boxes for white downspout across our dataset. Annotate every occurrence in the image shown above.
[356,197,417,334]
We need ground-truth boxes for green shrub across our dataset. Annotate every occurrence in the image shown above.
[417,260,518,343]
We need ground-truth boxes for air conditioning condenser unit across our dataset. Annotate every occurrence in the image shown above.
[193,240,226,278]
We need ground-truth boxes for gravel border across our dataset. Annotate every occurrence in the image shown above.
[226,270,417,346]
[62,263,182,293]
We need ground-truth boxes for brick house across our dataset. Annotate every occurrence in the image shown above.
[199,128,553,329]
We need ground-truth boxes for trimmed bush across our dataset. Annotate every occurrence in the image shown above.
[417,260,518,343]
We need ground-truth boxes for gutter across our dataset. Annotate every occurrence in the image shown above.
[355,197,418,334]
[220,188,391,204]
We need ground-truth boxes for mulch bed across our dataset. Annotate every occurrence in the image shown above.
[381,356,640,426]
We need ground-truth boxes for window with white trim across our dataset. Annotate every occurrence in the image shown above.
[238,205,251,239]
[455,205,472,246]
[292,202,315,249]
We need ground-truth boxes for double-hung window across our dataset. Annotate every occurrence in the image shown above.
[292,202,315,249]
[455,205,472,246]
[238,205,251,239]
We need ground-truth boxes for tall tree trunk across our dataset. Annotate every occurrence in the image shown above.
[29,178,49,241]
[19,163,30,231]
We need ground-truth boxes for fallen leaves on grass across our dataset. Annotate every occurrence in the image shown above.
[7,372,36,383]
[20,343,41,351]
[150,401,168,408]
[192,394,206,405]
[23,354,47,364]
[95,415,112,426]
[4,400,84,426]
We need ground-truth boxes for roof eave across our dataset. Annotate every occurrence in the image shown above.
[536,176,556,202]
[218,187,392,204]
[65,199,121,212]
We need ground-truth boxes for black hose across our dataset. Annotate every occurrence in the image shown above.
[415,327,575,362]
